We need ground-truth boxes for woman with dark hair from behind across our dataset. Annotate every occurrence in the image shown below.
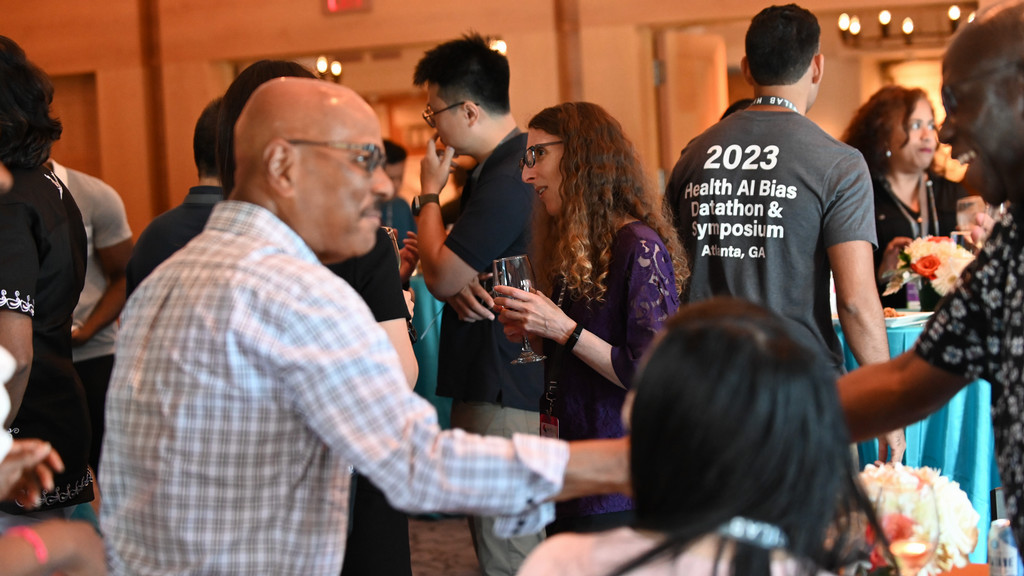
[518,298,881,576]
[495,101,685,535]
[841,85,968,308]
[0,36,106,574]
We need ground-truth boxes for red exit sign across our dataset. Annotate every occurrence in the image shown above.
[325,0,370,13]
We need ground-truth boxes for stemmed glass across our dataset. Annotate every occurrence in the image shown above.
[384,226,418,343]
[493,254,546,365]
[873,482,941,576]
[382,226,401,270]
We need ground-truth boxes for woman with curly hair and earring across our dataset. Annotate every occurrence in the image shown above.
[842,85,968,309]
[494,102,686,535]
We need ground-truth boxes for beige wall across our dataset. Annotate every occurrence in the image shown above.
[1,0,968,234]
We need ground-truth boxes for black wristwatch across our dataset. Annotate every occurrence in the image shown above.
[411,194,440,216]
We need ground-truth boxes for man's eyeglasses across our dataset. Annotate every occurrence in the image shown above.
[941,60,1024,117]
[519,141,564,170]
[286,140,385,176]
[422,101,466,128]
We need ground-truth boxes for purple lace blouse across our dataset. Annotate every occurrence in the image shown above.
[549,221,679,519]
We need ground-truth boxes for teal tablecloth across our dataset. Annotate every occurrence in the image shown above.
[410,275,450,429]
[835,320,1000,562]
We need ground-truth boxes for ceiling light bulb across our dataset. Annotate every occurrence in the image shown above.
[315,56,329,75]
[879,10,892,25]
[489,39,507,55]
[850,16,862,35]
[948,5,961,20]
[838,13,851,31]
[902,17,915,35]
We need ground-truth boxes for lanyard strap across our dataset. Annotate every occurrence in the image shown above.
[751,96,799,113]
[542,285,569,416]
[884,176,937,238]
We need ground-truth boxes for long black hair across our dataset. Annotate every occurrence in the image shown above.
[0,36,62,168]
[611,298,878,575]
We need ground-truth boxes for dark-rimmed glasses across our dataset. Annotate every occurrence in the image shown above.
[519,141,563,170]
[286,140,385,176]
[422,101,466,128]
[941,61,1024,117]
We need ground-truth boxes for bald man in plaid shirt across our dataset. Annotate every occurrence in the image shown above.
[100,78,627,576]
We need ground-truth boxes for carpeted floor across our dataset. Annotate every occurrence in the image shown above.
[409,516,480,576]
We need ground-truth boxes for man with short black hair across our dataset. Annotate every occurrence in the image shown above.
[126,97,223,296]
[413,33,544,575]
[665,4,903,460]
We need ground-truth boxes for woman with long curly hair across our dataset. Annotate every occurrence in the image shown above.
[495,101,686,535]
[842,85,968,308]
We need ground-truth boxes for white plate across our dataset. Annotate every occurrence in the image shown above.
[885,311,933,327]
[832,310,933,327]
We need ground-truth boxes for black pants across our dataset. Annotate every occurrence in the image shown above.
[73,354,114,473]
[340,473,412,576]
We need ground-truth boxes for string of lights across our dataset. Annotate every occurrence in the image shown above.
[837,3,977,48]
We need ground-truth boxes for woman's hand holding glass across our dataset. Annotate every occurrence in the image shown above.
[494,285,575,348]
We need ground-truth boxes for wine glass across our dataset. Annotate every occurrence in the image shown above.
[492,255,546,365]
[873,482,941,576]
[382,226,401,271]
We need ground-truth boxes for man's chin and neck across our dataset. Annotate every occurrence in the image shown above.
[315,233,378,265]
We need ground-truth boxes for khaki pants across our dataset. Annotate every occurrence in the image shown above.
[450,401,544,576]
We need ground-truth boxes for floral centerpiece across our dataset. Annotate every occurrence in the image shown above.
[883,237,974,311]
[858,464,979,575]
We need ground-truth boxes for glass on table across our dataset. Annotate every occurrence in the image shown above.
[873,482,940,576]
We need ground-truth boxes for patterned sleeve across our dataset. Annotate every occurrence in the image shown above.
[915,231,1005,383]
[610,228,680,387]
[0,203,40,317]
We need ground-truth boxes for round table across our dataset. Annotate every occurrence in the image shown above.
[835,320,1000,562]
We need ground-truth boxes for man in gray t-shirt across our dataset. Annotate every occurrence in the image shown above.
[666,4,903,460]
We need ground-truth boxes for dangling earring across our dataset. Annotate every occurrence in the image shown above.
[885,149,892,158]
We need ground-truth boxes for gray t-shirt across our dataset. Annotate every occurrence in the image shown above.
[665,110,875,370]
[54,162,133,362]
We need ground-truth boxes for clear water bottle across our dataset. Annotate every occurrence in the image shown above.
[989,519,1023,576]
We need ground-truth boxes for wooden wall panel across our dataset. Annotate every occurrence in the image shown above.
[50,74,101,178]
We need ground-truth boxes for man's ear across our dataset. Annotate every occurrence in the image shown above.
[465,101,481,127]
[265,139,298,199]
[810,53,825,85]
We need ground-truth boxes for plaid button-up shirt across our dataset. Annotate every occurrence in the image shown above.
[102,201,567,575]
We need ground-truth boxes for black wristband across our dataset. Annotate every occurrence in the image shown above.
[564,323,583,353]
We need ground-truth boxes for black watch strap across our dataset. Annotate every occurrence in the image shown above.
[412,194,440,216]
